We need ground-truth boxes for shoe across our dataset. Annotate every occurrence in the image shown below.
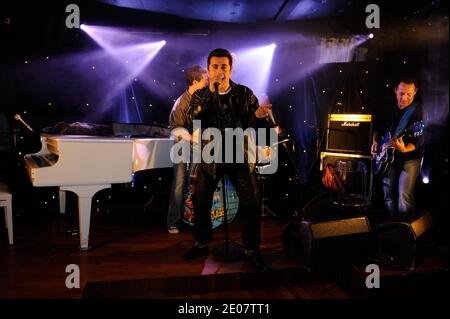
[183,246,209,261]
[244,249,271,272]
[168,226,180,234]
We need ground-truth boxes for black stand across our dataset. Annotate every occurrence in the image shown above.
[211,83,243,262]
[258,173,276,217]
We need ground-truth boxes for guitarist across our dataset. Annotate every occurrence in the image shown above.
[371,77,424,218]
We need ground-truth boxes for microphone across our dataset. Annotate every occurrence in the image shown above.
[14,114,36,134]
[267,109,276,126]
[213,76,223,93]
[213,80,220,93]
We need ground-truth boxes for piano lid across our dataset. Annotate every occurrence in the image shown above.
[43,134,134,143]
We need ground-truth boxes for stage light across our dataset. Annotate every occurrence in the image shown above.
[80,24,86,30]
[231,44,276,97]
[422,176,430,184]
[368,33,374,39]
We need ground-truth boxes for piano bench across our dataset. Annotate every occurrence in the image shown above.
[0,182,13,245]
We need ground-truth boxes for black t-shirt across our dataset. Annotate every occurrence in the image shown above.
[389,103,424,162]
[218,90,234,131]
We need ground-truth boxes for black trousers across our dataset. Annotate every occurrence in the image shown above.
[192,163,261,250]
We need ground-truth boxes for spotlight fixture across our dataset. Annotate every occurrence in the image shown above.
[422,176,430,184]
[368,33,374,39]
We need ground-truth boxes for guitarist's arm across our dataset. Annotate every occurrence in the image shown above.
[391,137,416,153]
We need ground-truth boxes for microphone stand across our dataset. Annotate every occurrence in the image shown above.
[212,82,243,262]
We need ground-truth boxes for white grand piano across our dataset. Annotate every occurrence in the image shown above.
[24,134,174,250]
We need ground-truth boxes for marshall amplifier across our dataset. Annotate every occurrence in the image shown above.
[326,114,372,154]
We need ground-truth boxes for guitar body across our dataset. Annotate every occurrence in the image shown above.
[373,120,424,175]
[374,145,395,175]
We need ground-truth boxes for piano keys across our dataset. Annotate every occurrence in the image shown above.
[24,134,174,250]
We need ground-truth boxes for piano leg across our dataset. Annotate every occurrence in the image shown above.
[61,184,110,251]
[59,190,66,214]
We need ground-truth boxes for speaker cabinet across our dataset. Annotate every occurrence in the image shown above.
[373,212,433,270]
[326,114,372,154]
[283,216,371,271]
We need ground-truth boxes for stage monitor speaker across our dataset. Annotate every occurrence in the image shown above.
[326,114,372,154]
[373,212,433,270]
[283,216,371,272]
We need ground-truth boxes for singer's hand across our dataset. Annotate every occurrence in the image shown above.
[255,103,272,119]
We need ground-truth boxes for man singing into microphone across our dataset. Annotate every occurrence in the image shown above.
[184,48,272,271]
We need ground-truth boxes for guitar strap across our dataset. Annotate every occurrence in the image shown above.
[394,102,417,137]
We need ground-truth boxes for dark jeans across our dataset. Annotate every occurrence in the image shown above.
[167,162,188,228]
[383,158,422,217]
[192,163,261,250]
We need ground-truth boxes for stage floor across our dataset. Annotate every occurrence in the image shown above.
[0,212,447,299]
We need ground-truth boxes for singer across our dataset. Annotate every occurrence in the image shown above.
[184,48,272,271]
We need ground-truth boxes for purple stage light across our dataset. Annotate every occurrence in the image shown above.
[232,43,277,99]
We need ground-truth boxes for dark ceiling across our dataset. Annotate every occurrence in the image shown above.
[97,0,446,23]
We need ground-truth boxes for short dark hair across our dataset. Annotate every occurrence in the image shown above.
[207,48,233,69]
[186,65,206,86]
[395,76,418,89]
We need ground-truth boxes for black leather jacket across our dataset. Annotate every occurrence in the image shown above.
[187,80,266,173]
[188,80,263,131]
